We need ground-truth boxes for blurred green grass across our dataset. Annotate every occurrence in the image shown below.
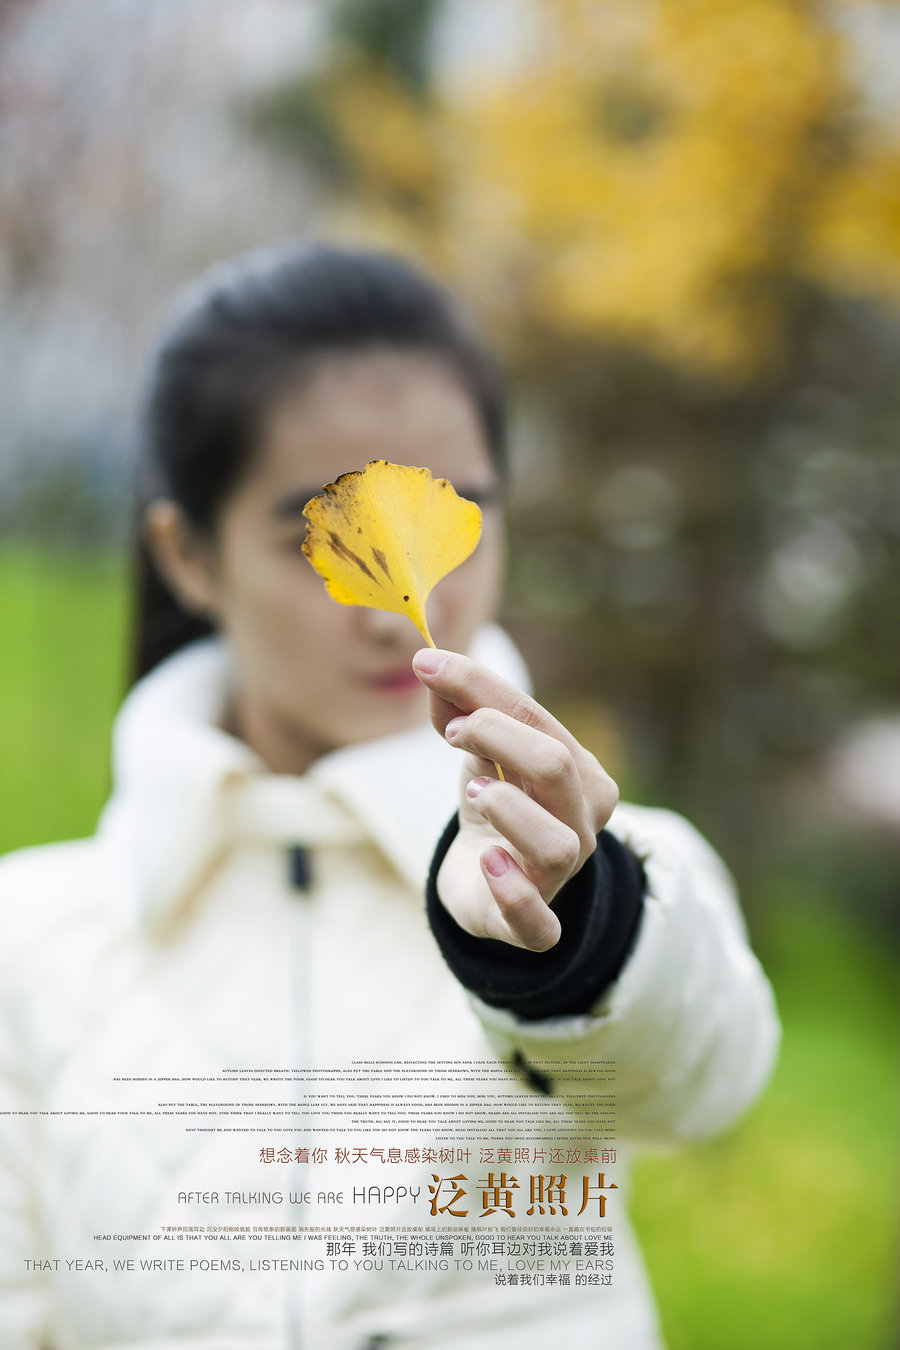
[631,894,899,1350]
[0,543,897,1348]
[0,544,128,851]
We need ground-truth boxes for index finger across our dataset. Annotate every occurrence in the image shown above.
[412,648,581,756]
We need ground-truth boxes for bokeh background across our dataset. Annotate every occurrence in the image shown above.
[1,1,898,1345]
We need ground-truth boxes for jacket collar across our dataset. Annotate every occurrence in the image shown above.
[98,627,530,935]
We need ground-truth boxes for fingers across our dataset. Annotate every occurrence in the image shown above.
[436,832,563,952]
[414,648,572,745]
[456,716,596,857]
[418,646,618,952]
[478,847,562,952]
[451,704,613,850]
[413,648,618,832]
[466,775,587,896]
[414,681,460,740]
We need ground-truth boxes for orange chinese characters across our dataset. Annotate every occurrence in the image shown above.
[428,1174,469,1218]
[577,1173,618,1218]
[528,1174,568,1217]
[478,1172,519,1217]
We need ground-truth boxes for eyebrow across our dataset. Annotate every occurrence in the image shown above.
[271,481,505,522]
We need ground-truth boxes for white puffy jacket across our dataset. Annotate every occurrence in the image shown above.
[0,628,779,1350]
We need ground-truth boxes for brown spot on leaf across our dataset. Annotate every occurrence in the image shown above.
[371,548,392,578]
[327,531,377,582]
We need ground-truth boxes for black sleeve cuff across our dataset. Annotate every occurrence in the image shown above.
[425,815,646,1021]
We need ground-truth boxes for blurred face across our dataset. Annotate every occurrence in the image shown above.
[192,349,504,773]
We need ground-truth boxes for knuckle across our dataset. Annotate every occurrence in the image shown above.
[544,827,581,875]
[583,751,613,789]
[472,780,503,822]
[465,706,496,741]
[584,756,619,822]
[576,846,595,878]
[598,775,620,819]
[538,742,574,787]
[581,749,604,780]
[510,692,545,731]
[577,824,598,864]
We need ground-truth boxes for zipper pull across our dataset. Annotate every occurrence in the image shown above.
[288,845,313,893]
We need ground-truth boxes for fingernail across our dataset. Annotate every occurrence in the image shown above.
[483,847,511,877]
[445,716,466,741]
[466,776,491,799]
[412,649,446,676]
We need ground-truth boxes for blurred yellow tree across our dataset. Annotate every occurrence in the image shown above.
[249,0,900,878]
[256,0,900,385]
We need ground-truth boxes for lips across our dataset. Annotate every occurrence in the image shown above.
[365,667,422,694]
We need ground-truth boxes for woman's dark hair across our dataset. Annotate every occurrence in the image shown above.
[133,241,507,681]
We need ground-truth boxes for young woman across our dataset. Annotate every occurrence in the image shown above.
[0,243,779,1350]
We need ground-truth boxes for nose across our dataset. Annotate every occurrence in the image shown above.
[354,605,413,646]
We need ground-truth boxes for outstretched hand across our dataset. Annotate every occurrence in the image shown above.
[413,649,619,952]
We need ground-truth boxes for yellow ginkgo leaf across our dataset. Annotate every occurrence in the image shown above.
[301,459,482,648]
